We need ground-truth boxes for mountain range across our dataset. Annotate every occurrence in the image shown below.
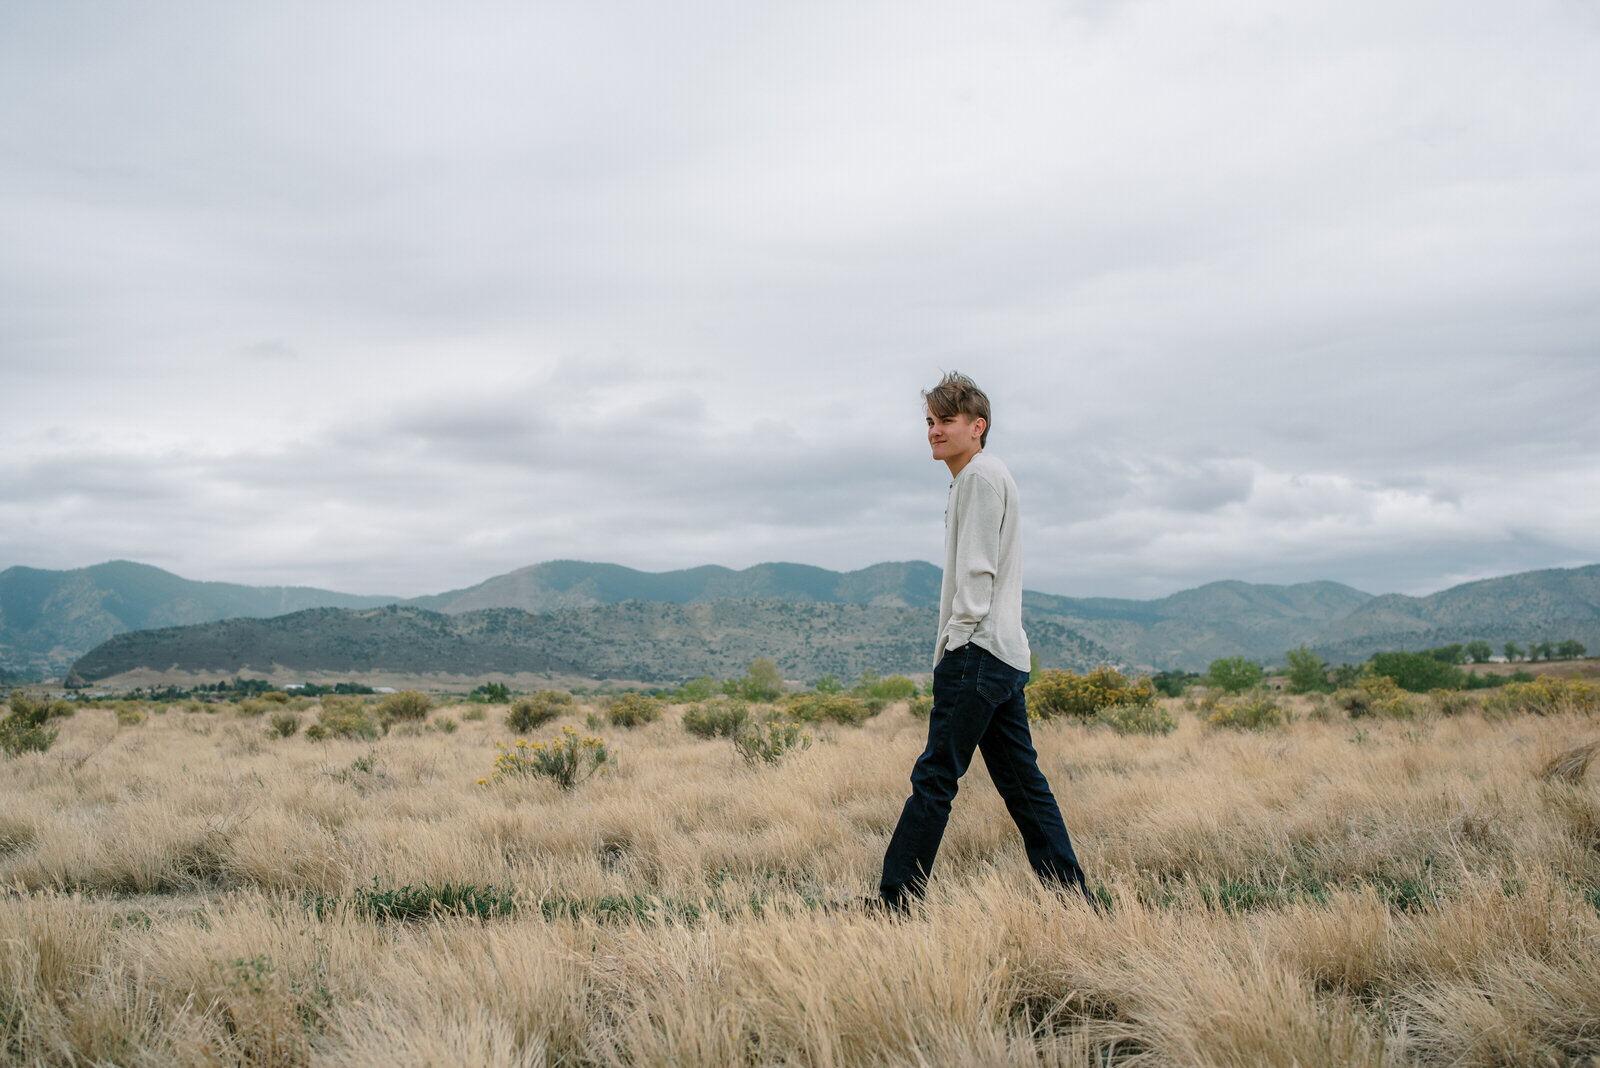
[3,558,1598,684]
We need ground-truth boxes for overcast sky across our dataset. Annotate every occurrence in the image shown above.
[3,0,1597,600]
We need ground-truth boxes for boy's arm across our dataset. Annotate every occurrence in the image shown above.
[945,477,1004,650]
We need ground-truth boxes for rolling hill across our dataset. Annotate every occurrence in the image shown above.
[11,558,1600,684]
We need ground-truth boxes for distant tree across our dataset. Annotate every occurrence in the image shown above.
[813,674,842,694]
[1557,639,1587,660]
[1503,641,1522,662]
[472,681,511,703]
[1465,640,1493,664]
[1330,663,1363,689]
[1368,651,1464,693]
[1284,646,1332,694]
[725,657,784,702]
[1534,641,1556,661]
[1427,644,1466,665]
[1206,657,1263,694]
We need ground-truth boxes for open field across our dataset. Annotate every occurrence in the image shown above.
[3,695,1599,1065]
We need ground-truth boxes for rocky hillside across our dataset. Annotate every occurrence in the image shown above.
[0,561,396,677]
[71,601,1112,685]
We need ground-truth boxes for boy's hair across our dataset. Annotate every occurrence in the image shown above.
[923,372,991,447]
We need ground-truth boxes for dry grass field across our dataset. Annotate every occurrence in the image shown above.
[3,692,1599,1066]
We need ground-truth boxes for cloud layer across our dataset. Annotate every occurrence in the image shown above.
[3,0,1597,597]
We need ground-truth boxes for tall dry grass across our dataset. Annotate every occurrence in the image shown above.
[1,696,1597,1065]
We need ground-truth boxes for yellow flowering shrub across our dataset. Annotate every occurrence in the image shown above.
[483,726,608,790]
[1026,667,1154,722]
[1336,675,1415,719]
[1203,689,1285,731]
[1483,676,1600,717]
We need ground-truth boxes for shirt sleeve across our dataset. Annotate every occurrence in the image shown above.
[945,475,1003,648]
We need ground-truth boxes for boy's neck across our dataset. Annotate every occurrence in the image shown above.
[945,448,982,479]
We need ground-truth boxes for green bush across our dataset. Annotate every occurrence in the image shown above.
[669,676,717,702]
[606,693,661,729]
[1206,657,1264,694]
[731,719,812,767]
[116,708,146,727]
[471,681,511,703]
[813,675,843,694]
[681,700,751,739]
[785,692,875,725]
[507,691,571,733]
[259,690,291,704]
[908,694,934,719]
[1367,651,1464,693]
[432,716,458,734]
[377,691,432,725]
[1285,646,1333,695]
[313,697,381,740]
[1026,667,1154,721]
[1151,671,1191,698]
[268,711,301,738]
[1,691,62,756]
[723,658,785,702]
[1204,689,1285,730]
[1097,701,1177,736]
[855,672,916,702]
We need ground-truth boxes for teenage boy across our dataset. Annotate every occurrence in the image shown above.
[878,372,1090,910]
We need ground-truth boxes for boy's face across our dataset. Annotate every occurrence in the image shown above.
[927,409,985,466]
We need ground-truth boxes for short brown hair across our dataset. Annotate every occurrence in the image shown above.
[923,372,991,447]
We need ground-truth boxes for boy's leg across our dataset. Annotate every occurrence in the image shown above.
[879,642,997,907]
[977,677,1089,896]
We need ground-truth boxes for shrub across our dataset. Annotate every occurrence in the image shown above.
[1367,651,1464,693]
[1204,689,1286,730]
[682,700,750,739]
[813,675,842,694]
[237,698,270,717]
[1482,677,1600,718]
[507,692,571,733]
[856,672,916,702]
[314,697,381,740]
[606,694,661,729]
[732,719,812,767]
[461,705,486,722]
[670,676,717,702]
[1206,657,1264,694]
[723,658,785,702]
[268,711,301,738]
[259,691,290,704]
[471,681,511,703]
[1097,701,1177,736]
[2,691,62,756]
[1336,675,1415,719]
[908,694,934,719]
[484,726,608,789]
[1285,646,1333,695]
[785,692,875,725]
[377,691,432,725]
[116,708,147,727]
[1428,689,1477,717]
[1026,667,1154,721]
[1151,671,1191,698]
[432,716,458,734]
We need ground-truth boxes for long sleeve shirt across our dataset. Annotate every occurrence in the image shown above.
[934,452,1032,672]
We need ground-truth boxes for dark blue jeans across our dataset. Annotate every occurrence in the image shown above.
[880,642,1087,906]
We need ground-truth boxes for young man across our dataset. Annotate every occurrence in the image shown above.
[878,372,1090,909]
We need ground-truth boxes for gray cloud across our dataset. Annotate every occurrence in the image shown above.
[1,0,1596,599]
